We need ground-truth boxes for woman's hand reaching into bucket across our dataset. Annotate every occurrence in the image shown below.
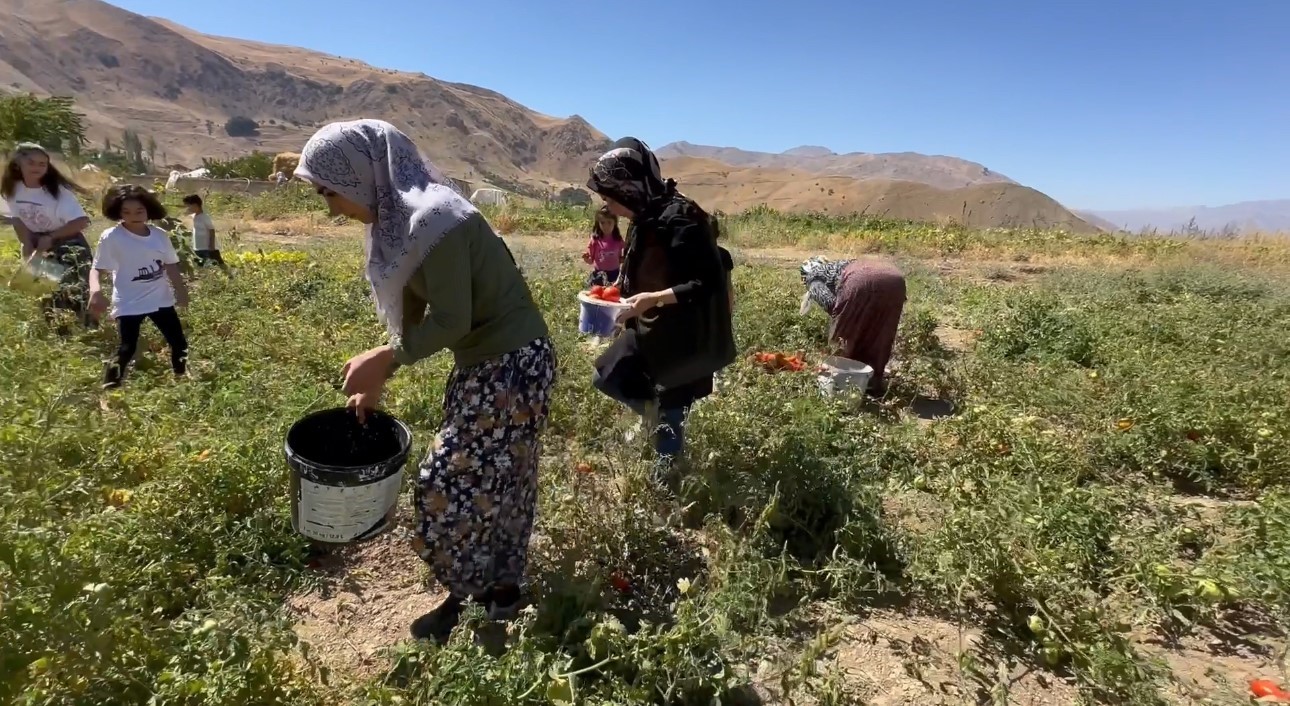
[346,387,384,424]
[342,346,395,423]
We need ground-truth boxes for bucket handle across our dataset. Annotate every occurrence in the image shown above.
[6,252,39,288]
[297,388,334,419]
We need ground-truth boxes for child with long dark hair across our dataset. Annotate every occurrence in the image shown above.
[89,185,190,389]
[1,143,93,326]
[581,206,625,287]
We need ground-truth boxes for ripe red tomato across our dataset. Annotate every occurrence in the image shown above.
[589,285,605,299]
[609,571,631,593]
[602,286,621,303]
[1251,680,1290,700]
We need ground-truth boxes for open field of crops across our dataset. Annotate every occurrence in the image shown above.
[2,193,1288,705]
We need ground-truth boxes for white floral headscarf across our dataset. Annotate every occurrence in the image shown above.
[294,119,475,340]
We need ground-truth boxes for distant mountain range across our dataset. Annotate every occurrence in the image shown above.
[656,141,1015,191]
[651,142,1097,231]
[1079,200,1290,234]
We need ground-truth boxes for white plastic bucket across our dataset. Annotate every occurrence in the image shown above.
[285,408,412,544]
[577,292,629,337]
[817,356,874,397]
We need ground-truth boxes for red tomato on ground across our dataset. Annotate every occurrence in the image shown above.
[1251,680,1290,701]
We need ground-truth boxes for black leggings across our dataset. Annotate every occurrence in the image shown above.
[116,307,188,375]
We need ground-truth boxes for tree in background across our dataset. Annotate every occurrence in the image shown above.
[556,186,592,206]
[0,94,87,154]
[224,116,259,138]
[201,151,274,180]
[121,129,148,173]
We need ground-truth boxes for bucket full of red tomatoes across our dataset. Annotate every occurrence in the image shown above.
[578,285,628,337]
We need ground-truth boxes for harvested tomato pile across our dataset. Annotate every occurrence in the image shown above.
[752,351,807,373]
[1251,680,1290,703]
[585,285,621,303]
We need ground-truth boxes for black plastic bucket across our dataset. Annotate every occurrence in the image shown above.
[285,407,413,544]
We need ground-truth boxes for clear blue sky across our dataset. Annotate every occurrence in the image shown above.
[107,0,1288,210]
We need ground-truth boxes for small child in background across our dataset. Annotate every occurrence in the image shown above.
[90,185,190,389]
[581,206,625,287]
[183,194,229,273]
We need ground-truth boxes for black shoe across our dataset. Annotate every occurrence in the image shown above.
[409,595,465,643]
[102,362,124,389]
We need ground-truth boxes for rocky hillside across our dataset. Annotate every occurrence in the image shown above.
[656,141,1016,191]
[666,157,1100,233]
[0,0,611,193]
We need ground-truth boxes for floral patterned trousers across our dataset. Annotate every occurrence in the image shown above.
[412,337,557,598]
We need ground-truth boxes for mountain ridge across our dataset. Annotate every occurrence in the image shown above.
[656,141,1017,191]
[1081,199,1290,234]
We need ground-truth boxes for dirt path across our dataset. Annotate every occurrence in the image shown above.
[287,504,447,682]
[232,219,1073,289]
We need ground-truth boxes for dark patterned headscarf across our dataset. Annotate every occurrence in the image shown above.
[587,137,672,215]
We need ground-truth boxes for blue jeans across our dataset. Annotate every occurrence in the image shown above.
[654,406,687,461]
[622,400,688,463]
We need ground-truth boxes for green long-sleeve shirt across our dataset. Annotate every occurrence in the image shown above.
[391,212,548,368]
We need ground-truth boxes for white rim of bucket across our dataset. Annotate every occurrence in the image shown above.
[578,291,631,310]
[819,356,874,374]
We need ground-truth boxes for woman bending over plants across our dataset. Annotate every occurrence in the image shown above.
[294,119,555,643]
[800,255,906,395]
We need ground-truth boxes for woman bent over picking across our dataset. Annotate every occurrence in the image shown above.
[295,119,556,642]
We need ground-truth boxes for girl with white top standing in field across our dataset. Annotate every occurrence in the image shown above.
[89,184,190,389]
[1,143,94,327]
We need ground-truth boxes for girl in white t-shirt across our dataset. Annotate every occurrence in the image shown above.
[89,185,191,389]
[1,143,94,326]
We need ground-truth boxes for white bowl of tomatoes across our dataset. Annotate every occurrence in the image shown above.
[578,285,629,336]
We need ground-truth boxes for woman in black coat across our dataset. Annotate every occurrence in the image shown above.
[587,138,736,483]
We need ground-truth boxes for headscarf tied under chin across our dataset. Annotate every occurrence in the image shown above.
[294,119,476,342]
[587,136,674,215]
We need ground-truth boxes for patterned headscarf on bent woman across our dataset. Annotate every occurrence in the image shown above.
[800,256,851,314]
[294,119,475,343]
[586,137,674,215]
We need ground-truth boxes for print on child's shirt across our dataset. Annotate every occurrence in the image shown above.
[132,259,165,284]
[14,199,60,232]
